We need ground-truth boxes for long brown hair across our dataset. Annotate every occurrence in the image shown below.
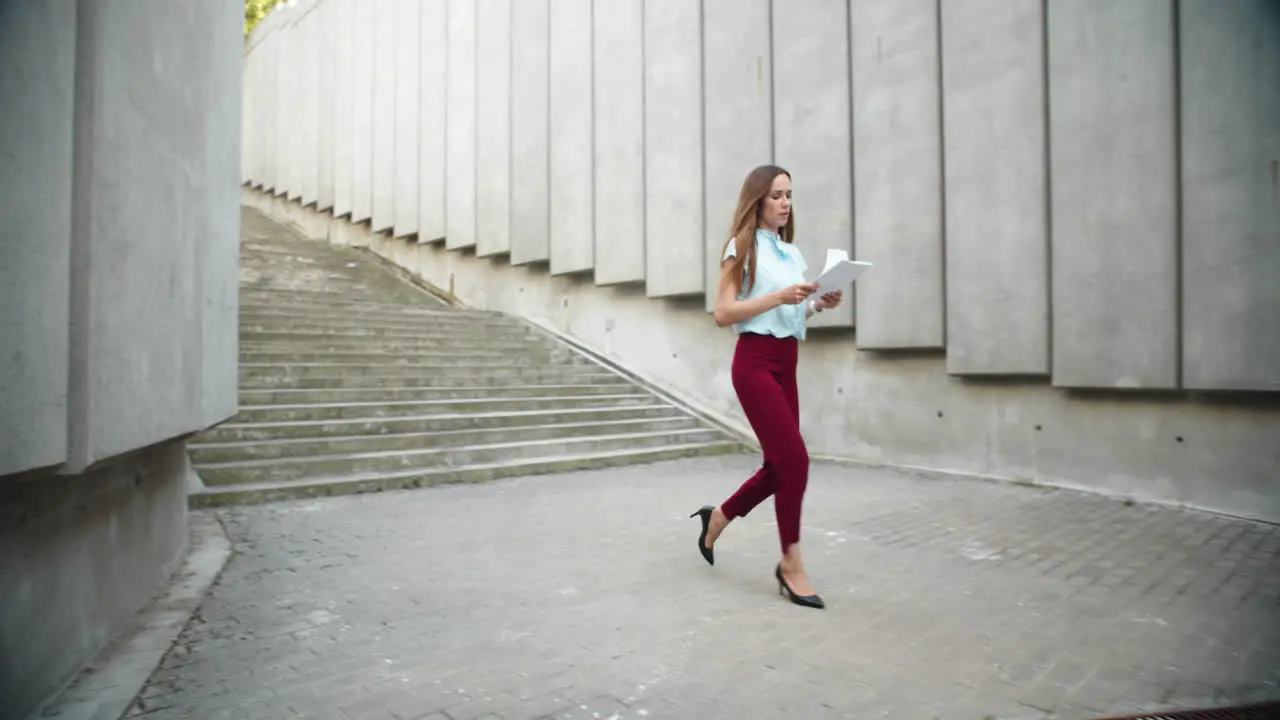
[720,165,795,295]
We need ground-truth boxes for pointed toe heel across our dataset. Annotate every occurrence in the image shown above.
[690,505,715,566]
[775,564,825,609]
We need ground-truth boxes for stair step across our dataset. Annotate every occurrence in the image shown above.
[239,334,545,349]
[237,293,481,316]
[239,363,611,380]
[239,372,627,390]
[200,405,688,442]
[190,417,706,463]
[193,434,742,488]
[238,311,522,330]
[238,351,586,366]
[191,442,745,508]
[238,349,578,365]
[242,291,442,307]
[238,383,636,405]
[232,393,662,423]
[238,343,554,356]
[236,321,536,338]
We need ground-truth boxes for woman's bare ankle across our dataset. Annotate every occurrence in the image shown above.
[705,507,731,547]
[779,546,806,575]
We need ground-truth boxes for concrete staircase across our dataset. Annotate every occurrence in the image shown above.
[187,209,744,507]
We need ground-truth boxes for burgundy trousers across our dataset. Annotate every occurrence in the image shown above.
[720,332,810,554]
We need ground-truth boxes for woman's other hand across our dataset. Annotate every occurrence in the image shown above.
[815,289,842,310]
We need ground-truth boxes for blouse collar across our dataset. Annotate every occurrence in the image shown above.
[756,227,789,261]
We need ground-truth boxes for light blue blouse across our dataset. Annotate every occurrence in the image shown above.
[722,228,809,341]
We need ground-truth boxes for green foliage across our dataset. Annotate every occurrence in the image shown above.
[245,0,285,37]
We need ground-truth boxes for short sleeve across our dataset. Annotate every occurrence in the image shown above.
[721,239,737,262]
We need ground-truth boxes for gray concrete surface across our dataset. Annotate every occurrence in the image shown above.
[393,0,420,237]
[315,0,336,213]
[2,0,240,715]
[1047,0,1179,390]
[0,0,75,476]
[329,0,355,218]
[591,0,646,286]
[417,0,447,242]
[701,0,773,312]
[941,0,1049,376]
[1178,0,1280,392]
[548,0,595,276]
[128,456,1279,719]
[349,0,373,222]
[643,0,705,299]
[1,441,191,720]
[68,0,242,469]
[371,0,396,235]
[31,513,231,720]
[445,0,477,251]
[851,0,945,350]
[508,0,551,265]
[476,0,512,258]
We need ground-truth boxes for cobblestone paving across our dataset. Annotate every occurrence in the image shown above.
[130,456,1280,720]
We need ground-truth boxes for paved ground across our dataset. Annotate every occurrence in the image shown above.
[128,456,1280,720]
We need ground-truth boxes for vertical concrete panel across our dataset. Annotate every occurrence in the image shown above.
[446,0,478,249]
[284,25,302,200]
[273,28,288,195]
[351,0,374,222]
[773,0,853,328]
[316,0,337,211]
[68,0,242,465]
[263,35,279,193]
[1180,0,1280,392]
[509,0,551,264]
[476,0,512,257]
[549,0,595,274]
[299,8,321,207]
[371,1,397,233]
[243,49,256,185]
[200,0,242,427]
[644,0,704,298]
[393,0,421,237]
[941,0,1049,375]
[1048,0,1178,389]
[241,52,252,186]
[851,0,943,348]
[332,0,355,217]
[702,0,771,312]
[0,0,74,475]
[417,0,447,241]
[268,31,284,194]
[592,0,646,284]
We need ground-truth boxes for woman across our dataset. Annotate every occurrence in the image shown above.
[691,165,842,610]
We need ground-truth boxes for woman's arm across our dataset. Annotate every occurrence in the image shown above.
[713,260,816,327]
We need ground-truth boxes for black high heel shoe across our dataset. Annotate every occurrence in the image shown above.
[775,564,825,609]
[690,505,715,565]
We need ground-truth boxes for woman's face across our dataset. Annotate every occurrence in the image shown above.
[759,173,792,231]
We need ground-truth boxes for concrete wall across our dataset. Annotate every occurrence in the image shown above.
[0,0,76,479]
[0,443,191,720]
[592,0,646,286]
[0,0,241,716]
[239,0,1280,521]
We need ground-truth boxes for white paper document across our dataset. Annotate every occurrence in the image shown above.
[810,248,872,292]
